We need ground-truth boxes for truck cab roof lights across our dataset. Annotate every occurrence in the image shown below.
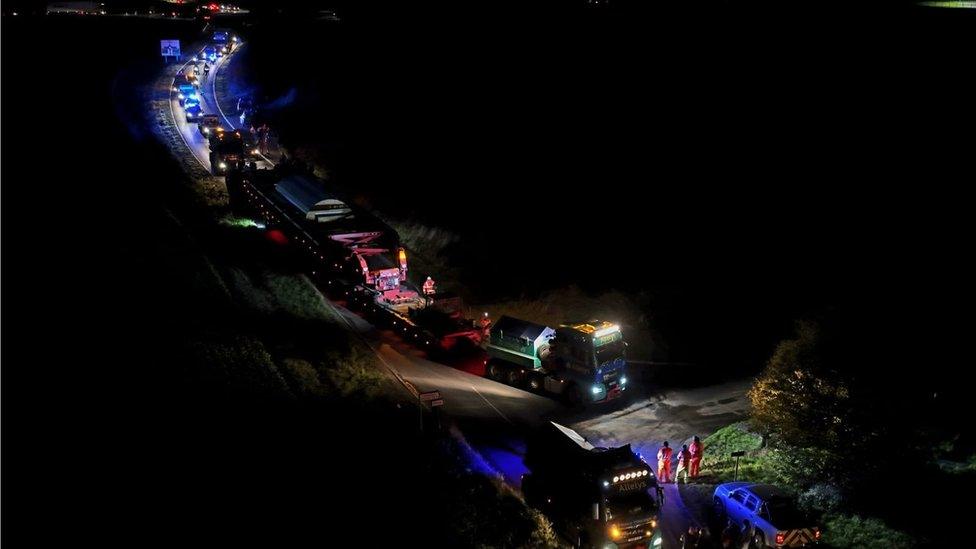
[593,324,620,338]
[560,320,618,336]
[612,470,648,483]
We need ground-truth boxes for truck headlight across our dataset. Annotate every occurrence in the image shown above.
[591,385,602,395]
[620,376,627,385]
[218,162,227,169]
[178,93,184,99]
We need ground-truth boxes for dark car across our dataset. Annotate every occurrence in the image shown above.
[184,103,203,122]
[198,114,222,138]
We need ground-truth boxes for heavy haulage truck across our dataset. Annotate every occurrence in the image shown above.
[209,128,246,175]
[523,422,664,548]
[485,316,629,404]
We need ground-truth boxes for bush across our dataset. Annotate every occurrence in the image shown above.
[279,357,327,398]
[798,483,843,514]
[822,514,913,549]
[441,472,558,548]
[697,422,778,484]
[702,422,764,468]
[762,444,837,489]
[324,347,387,400]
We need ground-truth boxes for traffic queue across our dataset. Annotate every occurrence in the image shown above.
[167,28,822,549]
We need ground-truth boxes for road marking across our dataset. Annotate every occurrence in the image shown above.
[210,44,277,169]
[168,53,209,171]
[211,50,237,130]
[469,384,514,425]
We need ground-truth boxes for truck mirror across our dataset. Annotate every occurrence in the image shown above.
[592,503,600,521]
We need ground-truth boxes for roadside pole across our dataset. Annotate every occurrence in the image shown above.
[731,450,745,481]
[418,390,442,434]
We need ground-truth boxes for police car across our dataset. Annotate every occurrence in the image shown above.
[184,103,203,122]
[713,483,821,547]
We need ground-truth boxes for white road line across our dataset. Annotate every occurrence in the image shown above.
[168,54,209,171]
[211,50,237,130]
[470,384,515,425]
[210,44,277,169]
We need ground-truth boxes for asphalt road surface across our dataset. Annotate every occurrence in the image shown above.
[166,40,751,549]
[169,43,272,173]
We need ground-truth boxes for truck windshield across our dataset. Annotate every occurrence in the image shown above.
[605,490,656,521]
[595,340,625,364]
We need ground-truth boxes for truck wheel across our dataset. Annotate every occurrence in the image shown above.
[526,375,542,392]
[506,370,522,387]
[486,362,503,381]
[752,531,766,548]
[565,384,583,407]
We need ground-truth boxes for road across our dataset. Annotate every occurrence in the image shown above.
[166,38,751,549]
[168,43,272,173]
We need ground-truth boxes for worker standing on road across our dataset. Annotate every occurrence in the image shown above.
[689,435,704,478]
[738,520,756,549]
[680,526,711,548]
[675,444,692,484]
[422,276,436,296]
[478,312,492,337]
[657,441,673,483]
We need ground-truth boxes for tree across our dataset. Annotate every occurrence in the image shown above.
[748,320,855,487]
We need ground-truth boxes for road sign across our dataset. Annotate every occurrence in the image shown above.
[161,39,181,59]
[419,391,441,402]
[430,399,445,407]
[731,450,746,480]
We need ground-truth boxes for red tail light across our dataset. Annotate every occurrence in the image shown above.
[775,532,786,545]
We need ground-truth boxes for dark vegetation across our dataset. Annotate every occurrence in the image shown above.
[691,311,974,546]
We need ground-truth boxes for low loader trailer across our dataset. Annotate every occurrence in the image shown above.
[225,166,483,350]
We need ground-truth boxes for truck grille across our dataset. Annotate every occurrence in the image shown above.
[618,518,653,544]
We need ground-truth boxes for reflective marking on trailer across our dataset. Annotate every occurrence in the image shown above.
[782,528,815,546]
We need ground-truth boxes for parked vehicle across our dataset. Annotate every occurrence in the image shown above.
[713,483,821,547]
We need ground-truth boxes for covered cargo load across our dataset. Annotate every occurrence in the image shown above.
[274,174,354,224]
[486,316,555,370]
